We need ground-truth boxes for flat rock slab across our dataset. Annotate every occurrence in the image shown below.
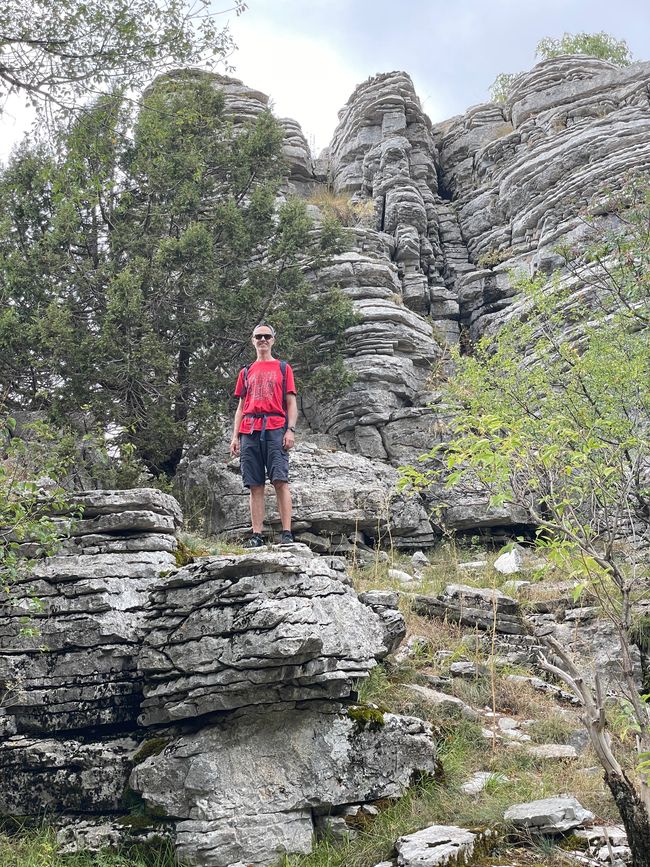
[132,706,439,867]
[412,584,524,636]
[138,548,395,725]
[404,684,481,722]
[395,824,483,865]
[527,744,578,760]
[504,796,594,834]
[68,489,183,525]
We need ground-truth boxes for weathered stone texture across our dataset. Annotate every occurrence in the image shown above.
[132,707,438,867]
[176,441,436,549]
[138,546,391,725]
[436,56,650,338]
[1,490,180,734]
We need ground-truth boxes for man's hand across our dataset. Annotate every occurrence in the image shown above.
[230,436,240,457]
[283,429,295,451]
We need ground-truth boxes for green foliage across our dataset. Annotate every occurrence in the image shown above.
[347,704,386,730]
[489,31,632,103]
[132,738,172,766]
[0,76,355,478]
[308,190,376,228]
[488,73,519,104]
[401,183,650,839]
[477,247,513,268]
[402,184,650,614]
[0,412,75,595]
[536,32,632,66]
[0,0,245,119]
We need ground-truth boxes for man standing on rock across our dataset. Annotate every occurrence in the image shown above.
[230,323,298,547]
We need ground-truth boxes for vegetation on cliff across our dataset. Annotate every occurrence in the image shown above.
[490,31,633,102]
[402,183,650,864]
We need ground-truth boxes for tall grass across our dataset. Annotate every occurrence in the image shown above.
[0,825,179,867]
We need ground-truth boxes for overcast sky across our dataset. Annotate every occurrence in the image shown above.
[1,0,648,160]
[226,0,650,153]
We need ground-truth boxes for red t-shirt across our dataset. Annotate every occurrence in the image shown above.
[235,359,296,434]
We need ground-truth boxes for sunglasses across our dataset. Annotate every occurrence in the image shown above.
[253,334,274,341]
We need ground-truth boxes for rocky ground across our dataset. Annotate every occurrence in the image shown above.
[1,490,645,867]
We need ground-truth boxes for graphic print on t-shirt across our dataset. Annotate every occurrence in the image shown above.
[249,370,276,403]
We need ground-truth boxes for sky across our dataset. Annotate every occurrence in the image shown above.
[1,0,649,160]
[224,0,650,153]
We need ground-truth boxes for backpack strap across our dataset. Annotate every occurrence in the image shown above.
[279,360,287,422]
[240,363,251,397]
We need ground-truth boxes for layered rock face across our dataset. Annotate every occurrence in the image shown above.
[1,490,438,867]
[138,547,388,724]
[176,440,436,551]
[438,56,650,338]
[1,489,180,733]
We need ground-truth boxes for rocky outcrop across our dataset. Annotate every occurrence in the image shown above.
[1,489,180,733]
[437,56,650,338]
[328,72,462,337]
[176,440,436,549]
[411,581,643,695]
[138,547,387,724]
[1,490,440,867]
[133,707,437,867]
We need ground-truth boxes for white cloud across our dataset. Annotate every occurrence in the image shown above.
[226,17,365,154]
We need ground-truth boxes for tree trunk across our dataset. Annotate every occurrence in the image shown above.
[605,770,650,867]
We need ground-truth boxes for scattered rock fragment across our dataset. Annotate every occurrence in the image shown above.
[504,796,594,834]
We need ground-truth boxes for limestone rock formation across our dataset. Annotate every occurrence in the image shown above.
[1,490,441,867]
[176,440,436,549]
[438,56,650,339]
[1,489,180,733]
[179,60,650,540]
[138,545,388,724]
[132,707,438,867]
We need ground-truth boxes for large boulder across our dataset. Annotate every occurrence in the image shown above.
[132,706,439,867]
[138,546,394,725]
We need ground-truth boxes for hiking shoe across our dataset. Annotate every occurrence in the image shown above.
[244,533,265,548]
[280,530,294,544]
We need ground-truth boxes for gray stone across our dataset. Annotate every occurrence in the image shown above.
[411,551,429,570]
[389,568,416,584]
[1,541,177,733]
[460,771,508,795]
[504,796,594,834]
[412,584,524,635]
[67,488,183,524]
[527,744,578,760]
[404,684,480,721]
[132,707,439,867]
[359,590,407,657]
[0,735,137,814]
[138,549,389,725]
[177,442,435,549]
[395,824,485,866]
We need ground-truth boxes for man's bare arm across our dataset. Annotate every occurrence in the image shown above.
[230,398,244,456]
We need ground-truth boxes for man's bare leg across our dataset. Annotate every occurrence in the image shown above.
[249,485,266,533]
[272,481,292,531]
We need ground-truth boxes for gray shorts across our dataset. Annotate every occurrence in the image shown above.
[240,428,289,488]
